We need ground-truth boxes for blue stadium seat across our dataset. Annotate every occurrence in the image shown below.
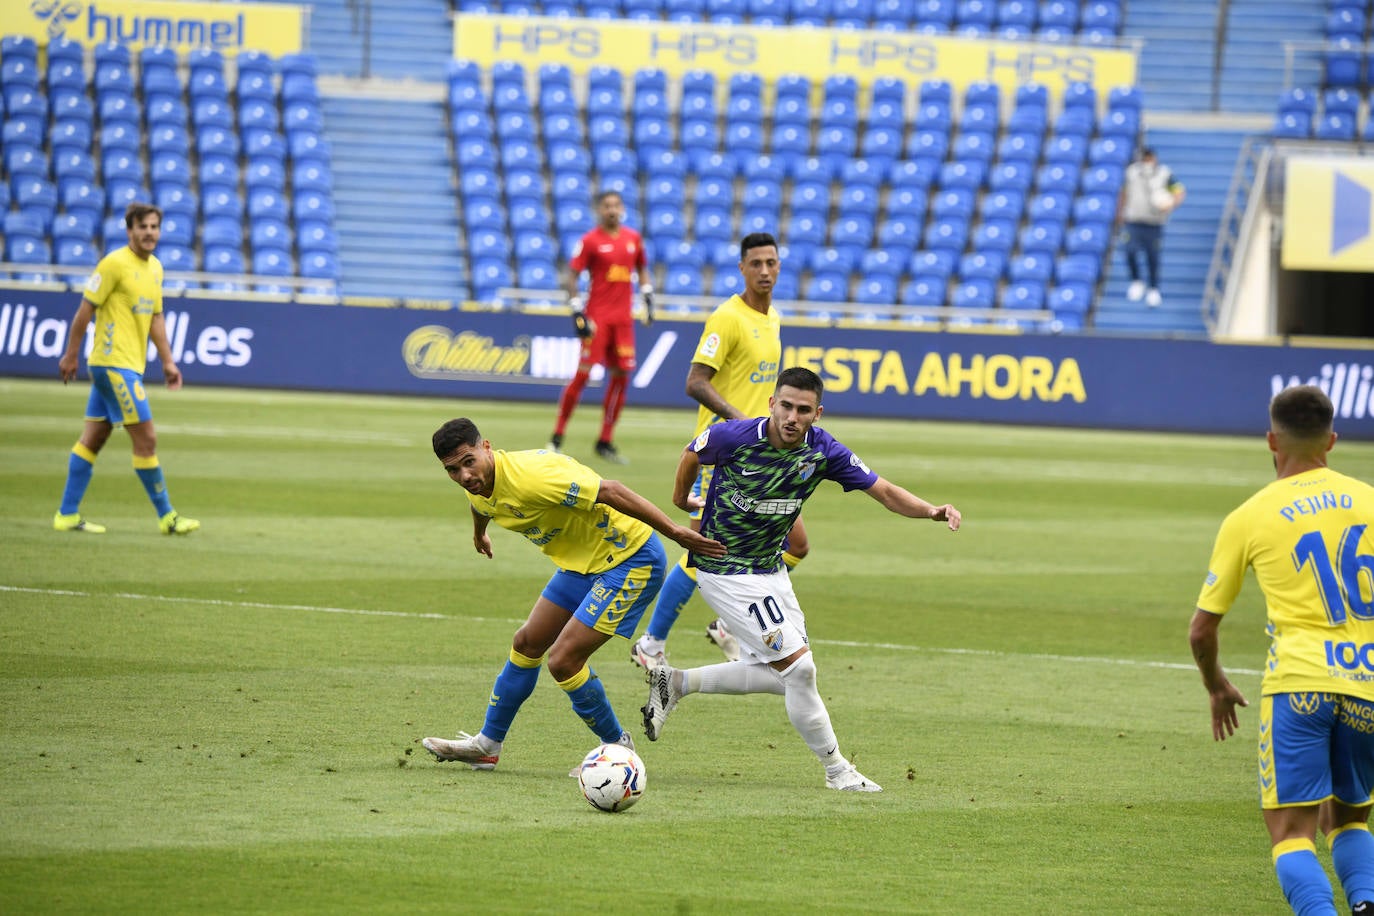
[299,220,339,255]
[908,253,956,286]
[249,188,289,223]
[854,275,898,306]
[1056,252,1101,285]
[915,101,953,133]
[511,200,551,234]
[1093,108,1137,140]
[939,160,987,190]
[1007,103,1048,136]
[151,153,193,191]
[517,259,559,289]
[1029,190,1072,223]
[876,216,921,258]
[46,56,84,94]
[933,188,976,220]
[890,159,939,190]
[469,228,512,263]
[972,219,1017,255]
[907,128,950,163]
[980,189,1024,222]
[155,184,197,221]
[1019,220,1064,255]
[959,103,999,134]
[1043,134,1087,165]
[56,238,100,268]
[200,153,240,190]
[1324,87,1360,117]
[157,244,196,273]
[94,61,135,97]
[664,266,704,297]
[925,217,970,253]
[839,183,881,217]
[953,131,996,164]
[159,212,195,247]
[1035,163,1080,194]
[879,186,924,223]
[1008,250,1054,283]
[805,272,850,303]
[1072,192,1116,225]
[1001,281,1046,314]
[1315,111,1357,141]
[1064,222,1110,259]
[1080,164,1123,194]
[952,278,996,310]
[202,216,242,249]
[1081,0,1120,31]
[711,268,745,298]
[996,132,1039,163]
[915,0,957,28]
[102,150,145,186]
[1048,283,1092,328]
[959,251,1006,281]
[52,89,94,127]
[900,276,947,307]
[250,216,292,254]
[726,121,766,156]
[293,190,335,225]
[860,248,904,278]
[61,181,105,222]
[148,123,190,157]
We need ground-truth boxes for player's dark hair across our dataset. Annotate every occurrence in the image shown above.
[1271,385,1334,441]
[124,202,162,228]
[594,190,623,206]
[432,418,482,458]
[776,367,824,399]
[740,233,777,260]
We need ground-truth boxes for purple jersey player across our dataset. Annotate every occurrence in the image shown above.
[641,366,962,792]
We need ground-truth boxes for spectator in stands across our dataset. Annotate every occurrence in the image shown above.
[547,190,654,465]
[1189,384,1374,916]
[1119,147,1185,308]
[53,202,200,536]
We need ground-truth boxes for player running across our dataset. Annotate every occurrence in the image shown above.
[421,418,724,773]
[641,367,962,791]
[631,232,807,669]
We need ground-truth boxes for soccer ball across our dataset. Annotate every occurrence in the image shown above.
[1150,187,1176,212]
[576,743,646,812]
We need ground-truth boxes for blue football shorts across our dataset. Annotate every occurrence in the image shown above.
[541,534,667,639]
[85,366,153,427]
[1259,692,1374,809]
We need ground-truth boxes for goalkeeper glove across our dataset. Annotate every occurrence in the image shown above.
[569,296,593,339]
[641,286,655,326]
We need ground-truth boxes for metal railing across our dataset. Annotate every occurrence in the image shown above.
[494,287,1056,329]
[1281,39,1360,91]
[1201,135,1267,334]
[346,0,373,79]
[0,262,338,296]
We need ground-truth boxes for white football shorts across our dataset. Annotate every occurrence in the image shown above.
[696,568,809,663]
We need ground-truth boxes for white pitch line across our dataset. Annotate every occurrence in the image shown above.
[0,584,1260,676]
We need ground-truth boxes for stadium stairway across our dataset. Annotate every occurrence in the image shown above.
[1123,0,1221,113]
[1093,125,1251,335]
[243,0,454,80]
[1217,0,1325,113]
[319,93,468,299]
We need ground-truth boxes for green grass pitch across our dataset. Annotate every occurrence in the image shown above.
[4,376,1373,914]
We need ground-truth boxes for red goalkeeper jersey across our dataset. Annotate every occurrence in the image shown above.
[569,225,646,325]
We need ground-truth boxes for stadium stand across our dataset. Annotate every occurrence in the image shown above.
[0,38,335,293]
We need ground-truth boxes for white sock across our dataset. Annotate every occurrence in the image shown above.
[476,733,501,755]
[687,661,785,696]
[778,653,844,768]
[639,635,665,654]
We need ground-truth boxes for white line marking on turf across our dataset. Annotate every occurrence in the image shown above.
[0,585,1260,676]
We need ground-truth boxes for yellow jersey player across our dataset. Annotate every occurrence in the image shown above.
[421,418,724,772]
[631,232,810,669]
[54,202,199,535]
[1191,384,1374,915]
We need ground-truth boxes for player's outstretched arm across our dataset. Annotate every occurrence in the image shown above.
[863,477,961,530]
[1188,608,1248,741]
[597,478,726,558]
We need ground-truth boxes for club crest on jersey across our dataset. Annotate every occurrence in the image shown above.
[763,629,784,652]
[693,429,711,451]
[849,453,872,474]
[503,505,526,518]
[796,458,817,482]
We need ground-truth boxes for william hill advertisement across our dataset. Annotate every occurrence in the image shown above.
[3,291,1373,439]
